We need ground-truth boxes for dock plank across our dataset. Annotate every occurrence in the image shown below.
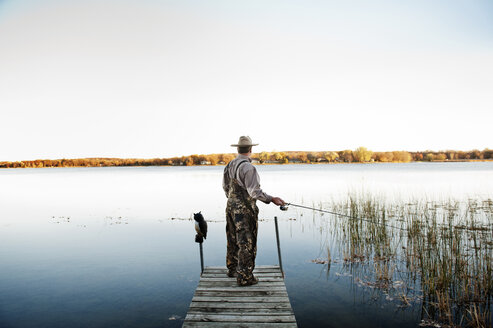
[185,314,296,323]
[183,265,297,327]
[183,322,297,328]
[202,272,283,277]
[205,265,280,270]
[199,277,285,282]
[196,287,287,292]
[199,279,285,287]
[194,291,288,297]
[187,308,293,314]
[189,302,293,309]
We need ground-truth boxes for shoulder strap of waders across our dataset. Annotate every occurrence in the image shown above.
[233,160,249,181]
[233,160,257,213]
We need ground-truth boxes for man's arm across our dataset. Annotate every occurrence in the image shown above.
[243,167,272,203]
[243,166,284,205]
[271,197,285,206]
[222,164,230,197]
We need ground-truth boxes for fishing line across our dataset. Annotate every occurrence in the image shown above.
[282,202,408,232]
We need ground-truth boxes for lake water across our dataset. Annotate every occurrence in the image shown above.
[1,162,492,327]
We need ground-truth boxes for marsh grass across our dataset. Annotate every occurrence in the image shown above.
[320,194,492,327]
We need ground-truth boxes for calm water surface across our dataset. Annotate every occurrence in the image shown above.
[1,163,492,327]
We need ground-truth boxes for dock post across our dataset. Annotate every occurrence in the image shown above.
[199,242,204,275]
[274,216,284,277]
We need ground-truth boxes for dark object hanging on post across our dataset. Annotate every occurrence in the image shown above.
[194,212,208,240]
[193,212,208,275]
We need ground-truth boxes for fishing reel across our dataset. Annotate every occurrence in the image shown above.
[280,204,289,211]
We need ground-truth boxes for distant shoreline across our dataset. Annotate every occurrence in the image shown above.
[1,149,492,169]
[2,159,492,170]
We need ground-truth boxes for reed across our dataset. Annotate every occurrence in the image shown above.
[320,194,492,327]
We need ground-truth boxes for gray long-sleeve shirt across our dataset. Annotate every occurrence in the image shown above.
[222,154,273,204]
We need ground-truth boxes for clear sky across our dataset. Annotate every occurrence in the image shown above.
[1,0,492,161]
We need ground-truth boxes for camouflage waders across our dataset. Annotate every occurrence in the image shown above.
[226,161,259,285]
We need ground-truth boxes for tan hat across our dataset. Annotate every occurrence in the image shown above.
[231,136,259,147]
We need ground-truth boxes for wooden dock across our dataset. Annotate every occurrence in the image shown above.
[183,265,297,327]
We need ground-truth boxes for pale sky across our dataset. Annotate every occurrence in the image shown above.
[1,0,492,161]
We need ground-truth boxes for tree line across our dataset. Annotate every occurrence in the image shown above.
[256,148,493,164]
[1,148,492,168]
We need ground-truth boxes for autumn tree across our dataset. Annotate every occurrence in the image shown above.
[353,147,372,162]
[471,149,482,159]
[273,152,288,164]
[413,153,424,161]
[436,153,447,161]
[297,153,309,163]
[307,152,317,163]
[258,152,269,164]
[339,150,353,163]
[207,155,218,165]
[324,151,338,162]
[425,153,434,161]
[375,152,393,162]
[392,151,412,162]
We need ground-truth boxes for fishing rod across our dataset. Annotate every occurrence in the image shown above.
[280,202,407,232]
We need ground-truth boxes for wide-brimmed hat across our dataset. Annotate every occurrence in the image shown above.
[231,136,259,147]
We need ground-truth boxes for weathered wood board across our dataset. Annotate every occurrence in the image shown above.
[183,265,297,328]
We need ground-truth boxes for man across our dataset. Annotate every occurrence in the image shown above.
[223,136,285,286]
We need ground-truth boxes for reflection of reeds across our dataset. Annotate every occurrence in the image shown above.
[320,194,493,328]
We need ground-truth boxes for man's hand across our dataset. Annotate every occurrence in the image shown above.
[271,197,285,206]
